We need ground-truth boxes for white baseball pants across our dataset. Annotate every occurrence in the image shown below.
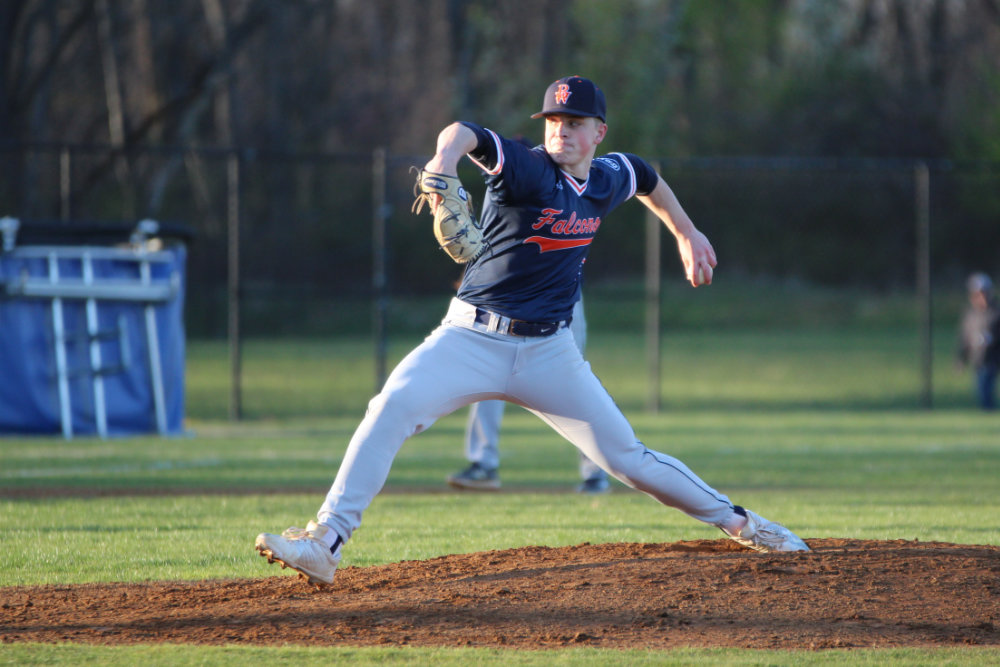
[318,298,737,541]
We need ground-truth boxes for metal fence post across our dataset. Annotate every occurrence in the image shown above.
[915,161,932,409]
[227,150,242,420]
[59,147,71,221]
[372,147,389,392]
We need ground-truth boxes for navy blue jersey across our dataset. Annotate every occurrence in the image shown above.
[457,122,658,322]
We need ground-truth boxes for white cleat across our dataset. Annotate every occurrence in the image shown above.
[727,509,810,553]
[255,520,342,588]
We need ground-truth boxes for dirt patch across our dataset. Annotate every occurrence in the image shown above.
[3,539,999,650]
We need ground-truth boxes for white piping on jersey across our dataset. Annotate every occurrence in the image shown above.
[467,129,637,203]
[561,153,637,199]
[608,152,638,200]
[467,128,505,176]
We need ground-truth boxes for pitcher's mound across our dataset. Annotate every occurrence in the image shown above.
[3,539,998,649]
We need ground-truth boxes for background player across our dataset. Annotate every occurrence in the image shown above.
[449,296,611,493]
[957,272,1000,409]
[256,75,809,587]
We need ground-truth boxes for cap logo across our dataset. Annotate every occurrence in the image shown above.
[554,83,572,105]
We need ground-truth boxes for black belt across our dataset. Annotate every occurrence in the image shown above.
[473,308,570,337]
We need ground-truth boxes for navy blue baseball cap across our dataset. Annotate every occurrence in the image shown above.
[968,272,993,293]
[531,76,607,122]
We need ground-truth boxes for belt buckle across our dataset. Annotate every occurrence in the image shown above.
[487,311,512,335]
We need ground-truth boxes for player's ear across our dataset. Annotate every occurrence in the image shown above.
[594,120,607,144]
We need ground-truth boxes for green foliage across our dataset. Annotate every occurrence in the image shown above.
[949,58,1000,162]
[767,56,896,156]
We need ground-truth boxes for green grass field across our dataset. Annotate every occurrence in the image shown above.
[3,288,1000,664]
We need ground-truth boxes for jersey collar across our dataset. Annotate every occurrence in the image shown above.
[559,169,589,196]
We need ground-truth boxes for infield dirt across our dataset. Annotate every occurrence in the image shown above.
[2,538,999,649]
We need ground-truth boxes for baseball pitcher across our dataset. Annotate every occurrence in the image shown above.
[256,76,809,588]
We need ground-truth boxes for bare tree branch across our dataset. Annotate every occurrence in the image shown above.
[73,0,275,212]
[8,1,96,119]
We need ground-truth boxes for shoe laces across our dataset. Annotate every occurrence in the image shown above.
[281,526,312,540]
[744,515,794,546]
[752,523,786,543]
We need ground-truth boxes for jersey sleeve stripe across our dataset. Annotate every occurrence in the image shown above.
[611,152,638,200]
[467,128,505,175]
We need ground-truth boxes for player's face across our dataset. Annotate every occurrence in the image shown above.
[544,114,607,174]
[971,290,989,310]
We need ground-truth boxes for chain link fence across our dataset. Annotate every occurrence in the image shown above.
[3,144,999,417]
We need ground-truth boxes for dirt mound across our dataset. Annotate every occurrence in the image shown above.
[3,539,999,649]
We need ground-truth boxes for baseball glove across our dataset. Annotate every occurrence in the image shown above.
[411,168,486,264]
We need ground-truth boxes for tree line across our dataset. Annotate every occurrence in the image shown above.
[2,0,1000,331]
[6,1,1000,159]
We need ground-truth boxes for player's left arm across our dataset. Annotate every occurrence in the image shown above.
[637,176,717,287]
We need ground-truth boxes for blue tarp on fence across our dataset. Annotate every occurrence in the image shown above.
[0,237,186,437]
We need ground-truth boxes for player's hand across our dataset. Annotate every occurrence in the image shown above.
[691,257,715,287]
[679,230,717,287]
